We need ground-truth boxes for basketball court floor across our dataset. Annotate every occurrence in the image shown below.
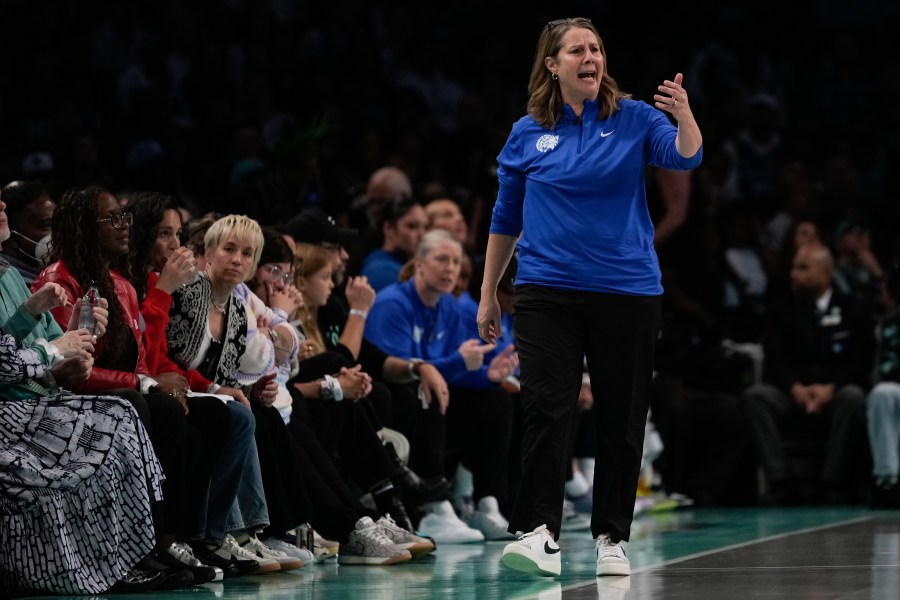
[19,505,900,599]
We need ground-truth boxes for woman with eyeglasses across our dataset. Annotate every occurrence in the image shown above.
[245,229,434,548]
[32,184,236,588]
[477,17,703,577]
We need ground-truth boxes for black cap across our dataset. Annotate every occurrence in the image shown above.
[286,208,358,246]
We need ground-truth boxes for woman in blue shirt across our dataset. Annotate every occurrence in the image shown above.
[477,17,703,578]
[366,229,519,543]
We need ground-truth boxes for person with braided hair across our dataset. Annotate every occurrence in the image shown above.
[33,185,239,584]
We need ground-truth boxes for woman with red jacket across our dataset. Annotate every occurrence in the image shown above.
[32,185,237,584]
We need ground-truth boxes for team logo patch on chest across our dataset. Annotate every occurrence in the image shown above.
[536,134,560,153]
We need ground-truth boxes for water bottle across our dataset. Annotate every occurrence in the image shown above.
[78,285,101,335]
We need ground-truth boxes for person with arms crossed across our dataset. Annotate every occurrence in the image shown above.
[477,17,702,577]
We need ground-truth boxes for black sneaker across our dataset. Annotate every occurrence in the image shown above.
[156,543,223,584]
[188,540,260,577]
[107,566,168,593]
[135,554,195,591]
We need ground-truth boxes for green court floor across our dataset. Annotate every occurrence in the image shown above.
[18,506,896,600]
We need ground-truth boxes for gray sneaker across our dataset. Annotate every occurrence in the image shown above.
[376,514,436,558]
[339,517,413,565]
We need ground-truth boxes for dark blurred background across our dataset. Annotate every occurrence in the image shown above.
[0,0,897,258]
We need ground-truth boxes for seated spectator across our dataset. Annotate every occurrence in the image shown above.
[360,198,427,291]
[832,216,889,315]
[425,197,468,245]
[281,210,456,516]
[0,330,166,594]
[348,166,413,275]
[0,200,168,594]
[765,217,823,305]
[167,214,424,565]
[742,242,874,505]
[365,229,519,542]
[866,268,900,508]
[0,180,55,286]
[290,241,448,536]
[32,185,238,582]
[122,192,301,574]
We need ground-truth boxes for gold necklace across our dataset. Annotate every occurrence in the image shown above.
[212,298,227,313]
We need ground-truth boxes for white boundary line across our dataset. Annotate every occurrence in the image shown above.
[560,514,873,593]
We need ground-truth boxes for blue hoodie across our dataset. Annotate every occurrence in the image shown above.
[490,98,702,295]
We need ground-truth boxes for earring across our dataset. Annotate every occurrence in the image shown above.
[551,73,558,81]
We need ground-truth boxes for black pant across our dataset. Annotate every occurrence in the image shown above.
[111,389,232,538]
[254,403,372,542]
[508,285,660,542]
[381,380,512,504]
[742,382,868,486]
[289,351,395,491]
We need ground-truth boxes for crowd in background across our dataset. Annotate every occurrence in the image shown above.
[2,0,900,594]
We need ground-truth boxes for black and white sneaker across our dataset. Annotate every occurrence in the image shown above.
[160,542,224,583]
[188,540,260,578]
[501,524,561,577]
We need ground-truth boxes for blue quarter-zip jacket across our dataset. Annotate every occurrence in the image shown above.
[365,280,493,388]
[490,98,702,295]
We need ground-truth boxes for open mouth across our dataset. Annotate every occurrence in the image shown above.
[578,71,596,82]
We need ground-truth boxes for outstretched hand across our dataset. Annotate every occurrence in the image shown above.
[458,338,497,371]
[654,72,692,120]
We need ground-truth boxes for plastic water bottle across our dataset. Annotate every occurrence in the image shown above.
[78,285,101,335]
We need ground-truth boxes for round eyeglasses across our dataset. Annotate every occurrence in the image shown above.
[97,212,134,229]
[264,264,293,285]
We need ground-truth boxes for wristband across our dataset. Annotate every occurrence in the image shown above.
[349,308,368,320]
[320,374,344,401]
[408,358,425,380]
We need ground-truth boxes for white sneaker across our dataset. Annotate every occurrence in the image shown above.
[376,514,436,558]
[466,496,516,540]
[560,499,592,532]
[262,537,314,564]
[241,534,303,571]
[595,534,630,576]
[565,470,591,498]
[216,534,280,574]
[339,516,413,565]
[312,530,340,562]
[417,500,484,544]
[501,524,561,577]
